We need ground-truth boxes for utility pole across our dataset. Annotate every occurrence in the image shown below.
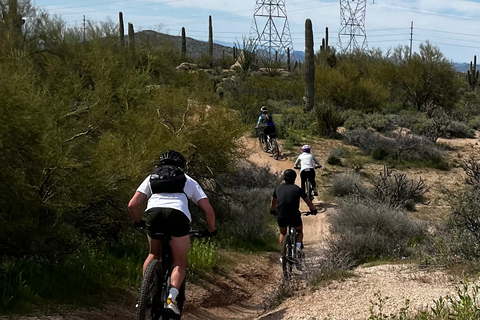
[251,0,294,62]
[409,21,414,58]
[338,0,368,53]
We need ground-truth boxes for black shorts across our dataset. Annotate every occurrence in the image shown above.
[145,207,190,239]
[276,215,302,228]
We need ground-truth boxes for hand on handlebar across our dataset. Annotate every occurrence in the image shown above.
[201,229,218,237]
[310,208,318,216]
[134,220,146,229]
[315,165,322,169]
[270,209,277,216]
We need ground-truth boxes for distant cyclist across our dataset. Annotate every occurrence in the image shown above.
[270,169,318,255]
[255,106,276,143]
[294,145,322,196]
[128,150,217,316]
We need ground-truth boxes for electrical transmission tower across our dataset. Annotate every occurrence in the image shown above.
[338,0,368,52]
[251,0,294,60]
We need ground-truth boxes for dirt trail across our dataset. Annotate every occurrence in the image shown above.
[5,137,472,320]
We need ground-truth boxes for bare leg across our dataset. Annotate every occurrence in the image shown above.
[144,236,161,274]
[169,235,190,290]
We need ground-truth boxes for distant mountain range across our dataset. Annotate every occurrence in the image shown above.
[138,31,477,72]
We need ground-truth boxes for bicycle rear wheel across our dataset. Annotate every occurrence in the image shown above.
[137,259,162,320]
[270,138,280,160]
[281,235,291,280]
[258,132,267,152]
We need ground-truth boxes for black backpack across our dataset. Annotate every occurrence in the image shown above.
[150,165,187,194]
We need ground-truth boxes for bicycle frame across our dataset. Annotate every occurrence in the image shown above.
[137,230,204,320]
[281,226,297,280]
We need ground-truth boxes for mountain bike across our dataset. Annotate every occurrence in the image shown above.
[295,166,321,200]
[281,212,314,280]
[257,128,280,160]
[136,227,210,320]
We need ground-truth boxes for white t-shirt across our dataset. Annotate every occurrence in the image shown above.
[136,173,207,222]
[294,153,322,172]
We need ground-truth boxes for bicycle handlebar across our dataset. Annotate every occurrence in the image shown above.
[134,222,216,240]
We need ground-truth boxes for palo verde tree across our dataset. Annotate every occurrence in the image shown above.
[395,41,462,111]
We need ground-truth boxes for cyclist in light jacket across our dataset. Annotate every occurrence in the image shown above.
[294,144,322,196]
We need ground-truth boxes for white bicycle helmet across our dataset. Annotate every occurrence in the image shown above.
[302,145,311,153]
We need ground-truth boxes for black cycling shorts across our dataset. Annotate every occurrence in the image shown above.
[145,207,190,239]
[276,215,302,228]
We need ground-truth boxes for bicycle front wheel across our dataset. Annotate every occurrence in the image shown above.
[137,259,162,320]
[271,138,280,160]
[258,133,267,152]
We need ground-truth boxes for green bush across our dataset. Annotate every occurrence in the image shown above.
[326,197,424,266]
[314,102,345,137]
[446,120,475,138]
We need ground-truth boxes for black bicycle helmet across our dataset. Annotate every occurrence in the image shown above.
[260,106,268,113]
[283,169,297,183]
[159,150,186,169]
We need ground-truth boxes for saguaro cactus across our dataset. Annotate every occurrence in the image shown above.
[304,19,315,111]
[287,47,291,71]
[181,27,186,57]
[118,12,125,47]
[467,55,479,91]
[4,0,25,49]
[320,27,329,51]
[128,22,136,63]
[208,15,213,58]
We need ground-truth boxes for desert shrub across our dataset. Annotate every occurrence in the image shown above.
[468,118,480,130]
[364,113,395,132]
[276,107,313,140]
[326,197,424,266]
[314,102,345,137]
[344,156,368,172]
[449,187,480,246]
[369,166,429,210]
[327,153,342,166]
[343,128,446,168]
[342,110,366,131]
[327,147,350,166]
[368,281,480,320]
[446,120,475,138]
[331,172,365,197]
[388,110,422,130]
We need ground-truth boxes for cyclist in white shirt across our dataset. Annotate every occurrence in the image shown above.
[128,150,216,315]
[294,145,322,196]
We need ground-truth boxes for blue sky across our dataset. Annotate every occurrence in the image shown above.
[32,0,479,63]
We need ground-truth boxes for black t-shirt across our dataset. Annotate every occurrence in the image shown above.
[272,183,307,217]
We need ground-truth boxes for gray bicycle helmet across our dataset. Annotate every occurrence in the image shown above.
[159,150,186,169]
[283,169,297,183]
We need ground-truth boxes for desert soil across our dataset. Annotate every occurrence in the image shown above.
[4,134,479,320]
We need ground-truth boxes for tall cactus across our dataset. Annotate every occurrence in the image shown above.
[128,22,136,64]
[208,15,213,59]
[287,47,291,72]
[467,55,479,91]
[304,19,315,111]
[118,12,125,47]
[181,27,186,57]
[320,27,329,51]
[4,0,25,49]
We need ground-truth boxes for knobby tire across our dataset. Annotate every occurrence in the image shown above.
[137,259,162,320]
[271,138,280,160]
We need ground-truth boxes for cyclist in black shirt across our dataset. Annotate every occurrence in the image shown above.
[270,169,318,253]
